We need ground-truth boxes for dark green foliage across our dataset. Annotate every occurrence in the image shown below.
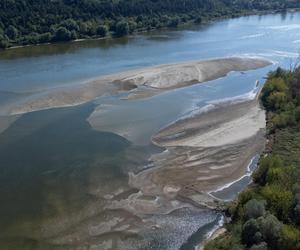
[244,199,266,220]
[242,214,282,248]
[280,224,300,250]
[295,204,300,225]
[0,34,9,48]
[54,27,72,42]
[1,0,300,48]
[168,17,180,27]
[258,214,282,247]
[5,25,18,40]
[97,25,108,37]
[249,242,267,250]
[253,155,283,185]
[206,66,300,249]
[115,21,129,37]
[242,219,260,246]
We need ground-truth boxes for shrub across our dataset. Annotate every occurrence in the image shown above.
[271,111,296,129]
[115,21,129,37]
[253,155,283,185]
[266,166,294,189]
[242,219,260,246]
[249,242,268,250]
[54,27,72,41]
[244,199,266,220]
[262,77,287,97]
[60,18,79,32]
[168,17,180,27]
[38,32,52,43]
[128,20,137,33]
[97,25,108,37]
[294,204,300,225]
[0,34,9,48]
[266,91,287,110]
[279,224,300,250]
[295,106,300,121]
[5,25,18,40]
[261,185,293,221]
[257,214,282,248]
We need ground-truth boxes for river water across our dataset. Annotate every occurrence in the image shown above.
[0,12,300,250]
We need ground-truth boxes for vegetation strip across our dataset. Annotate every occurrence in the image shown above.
[204,65,300,250]
[1,0,300,49]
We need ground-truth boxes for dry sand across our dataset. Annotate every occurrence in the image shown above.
[0,57,269,249]
[128,97,266,208]
[6,57,271,115]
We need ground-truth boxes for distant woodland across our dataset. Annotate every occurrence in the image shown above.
[1,0,300,48]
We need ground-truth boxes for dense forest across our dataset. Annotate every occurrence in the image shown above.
[205,65,300,250]
[1,0,300,48]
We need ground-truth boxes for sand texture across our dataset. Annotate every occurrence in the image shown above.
[6,57,271,115]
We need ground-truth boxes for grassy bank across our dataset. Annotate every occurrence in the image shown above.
[204,65,300,250]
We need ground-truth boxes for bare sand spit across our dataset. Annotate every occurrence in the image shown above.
[129,97,266,208]
[7,57,271,115]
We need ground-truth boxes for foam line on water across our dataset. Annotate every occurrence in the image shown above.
[168,81,261,127]
[194,215,225,250]
[205,215,225,239]
[208,156,256,195]
[239,33,265,39]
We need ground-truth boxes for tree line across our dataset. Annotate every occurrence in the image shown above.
[1,0,300,48]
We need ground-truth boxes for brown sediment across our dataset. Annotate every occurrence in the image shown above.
[128,97,266,208]
[0,58,269,250]
[6,57,271,115]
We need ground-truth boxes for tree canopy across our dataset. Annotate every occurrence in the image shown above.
[1,0,299,48]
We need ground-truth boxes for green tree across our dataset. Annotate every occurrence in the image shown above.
[249,242,267,250]
[244,199,266,220]
[242,219,260,246]
[54,27,72,41]
[258,214,282,248]
[261,185,293,221]
[97,25,108,37]
[0,34,9,48]
[280,224,300,250]
[5,25,18,40]
[115,20,129,37]
[253,155,283,185]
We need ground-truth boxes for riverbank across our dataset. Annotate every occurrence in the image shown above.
[127,85,266,210]
[204,67,300,250]
[2,6,299,51]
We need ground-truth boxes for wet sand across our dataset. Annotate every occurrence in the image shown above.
[6,57,271,115]
[129,95,266,209]
[0,57,269,250]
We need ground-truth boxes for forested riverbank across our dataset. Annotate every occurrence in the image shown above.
[204,65,300,250]
[1,0,300,49]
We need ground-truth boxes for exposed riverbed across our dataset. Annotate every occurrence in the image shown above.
[0,11,300,250]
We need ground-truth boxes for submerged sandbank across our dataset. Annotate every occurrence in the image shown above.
[0,57,269,250]
[129,93,266,209]
[6,57,271,115]
[0,115,20,135]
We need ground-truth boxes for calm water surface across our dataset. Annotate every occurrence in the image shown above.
[0,12,300,250]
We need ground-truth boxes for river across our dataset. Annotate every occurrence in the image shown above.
[0,11,300,250]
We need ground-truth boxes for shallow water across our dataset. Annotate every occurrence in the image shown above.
[1,11,300,250]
